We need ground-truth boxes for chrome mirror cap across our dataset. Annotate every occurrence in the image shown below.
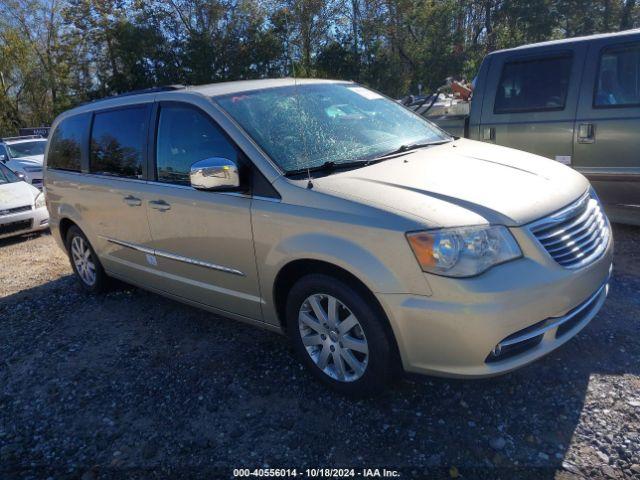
[190,157,240,191]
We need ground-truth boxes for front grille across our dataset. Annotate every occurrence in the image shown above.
[0,219,33,235]
[0,205,32,216]
[555,298,595,338]
[530,192,610,269]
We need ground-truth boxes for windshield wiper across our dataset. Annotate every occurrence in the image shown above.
[284,160,372,178]
[374,139,452,159]
[284,139,452,179]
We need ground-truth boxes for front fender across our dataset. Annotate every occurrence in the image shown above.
[257,231,432,326]
[273,232,406,294]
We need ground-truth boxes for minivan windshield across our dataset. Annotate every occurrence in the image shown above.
[216,83,450,173]
[7,140,46,158]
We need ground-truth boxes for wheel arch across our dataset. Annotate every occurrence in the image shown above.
[53,200,89,250]
[58,217,78,246]
[273,258,402,367]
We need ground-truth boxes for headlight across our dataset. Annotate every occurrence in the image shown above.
[34,192,46,209]
[406,225,522,277]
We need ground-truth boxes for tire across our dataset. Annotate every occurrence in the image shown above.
[65,225,109,293]
[286,273,397,396]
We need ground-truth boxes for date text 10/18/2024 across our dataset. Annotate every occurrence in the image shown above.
[233,468,401,478]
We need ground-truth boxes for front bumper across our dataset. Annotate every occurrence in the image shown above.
[0,206,49,239]
[377,227,613,378]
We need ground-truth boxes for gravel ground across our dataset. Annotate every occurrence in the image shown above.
[1,227,639,479]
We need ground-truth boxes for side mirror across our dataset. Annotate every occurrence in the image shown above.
[190,157,240,191]
[0,154,6,162]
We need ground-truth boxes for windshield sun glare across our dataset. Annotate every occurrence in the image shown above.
[216,83,449,174]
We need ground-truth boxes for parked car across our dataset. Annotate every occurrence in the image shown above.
[421,30,640,226]
[44,80,612,395]
[0,162,49,239]
[0,135,47,189]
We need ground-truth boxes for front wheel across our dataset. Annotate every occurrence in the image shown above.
[286,274,397,396]
[65,225,109,293]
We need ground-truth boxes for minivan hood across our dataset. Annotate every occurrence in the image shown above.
[311,138,589,228]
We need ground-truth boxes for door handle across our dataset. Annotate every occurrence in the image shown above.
[123,195,142,207]
[578,123,595,143]
[149,199,171,211]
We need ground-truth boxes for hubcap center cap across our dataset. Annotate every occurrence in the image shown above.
[328,330,339,342]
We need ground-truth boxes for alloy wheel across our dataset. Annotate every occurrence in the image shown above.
[71,236,97,286]
[298,293,369,382]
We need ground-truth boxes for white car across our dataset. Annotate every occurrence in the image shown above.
[0,136,47,189]
[0,162,49,239]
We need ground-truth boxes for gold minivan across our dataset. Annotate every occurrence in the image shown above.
[44,79,613,395]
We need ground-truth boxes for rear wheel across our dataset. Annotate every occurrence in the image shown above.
[286,274,396,396]
[65,226,109,293]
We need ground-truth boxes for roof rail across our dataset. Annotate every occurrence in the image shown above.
[84,85,186,105]
[1,135,44,142]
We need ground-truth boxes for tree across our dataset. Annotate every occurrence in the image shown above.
[0,0,639,136]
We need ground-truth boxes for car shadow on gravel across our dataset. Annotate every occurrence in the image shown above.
[1,226,638,479]
[0,230,50,248]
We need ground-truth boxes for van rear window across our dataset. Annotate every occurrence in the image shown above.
[90,106,147,179]
[494,55,573,114]
[48,114,89,171]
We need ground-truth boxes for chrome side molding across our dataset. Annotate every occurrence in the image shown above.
[153,247,245,276]
[101,236,245,276]
[103,237,154,255]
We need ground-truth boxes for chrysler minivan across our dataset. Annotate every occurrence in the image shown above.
[44,79,613,395]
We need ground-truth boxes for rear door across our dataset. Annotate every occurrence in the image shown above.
[573,35,640,222]
[479,44,587,164]
[143,100,262,320]
[79,104,159,284]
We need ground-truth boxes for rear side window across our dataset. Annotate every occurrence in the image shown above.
[494,55,573,114]
[90,106,147,179]
[48,114,88,171]
[155,105,237,185]
[595,43,640,108]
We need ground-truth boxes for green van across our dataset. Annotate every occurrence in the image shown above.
[427,30,640,225]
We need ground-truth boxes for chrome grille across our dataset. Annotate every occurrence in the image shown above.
[530,191,610,269]
[0,205,32,216]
